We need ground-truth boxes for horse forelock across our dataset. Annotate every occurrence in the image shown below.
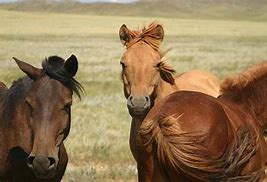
[42,56,83,99]
[126,22,163,51]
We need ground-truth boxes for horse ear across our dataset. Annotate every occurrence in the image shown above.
[158,62,176,85]
[64,54,78,77]
[119,24,132,46]
[13,57,42,80]
[154,24,164,42]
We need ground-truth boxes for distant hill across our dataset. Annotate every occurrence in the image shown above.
[1,0,267,21]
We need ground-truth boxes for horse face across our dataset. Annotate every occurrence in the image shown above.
[25,77,72,178]
[119,23,175,117]
[120,43,162,116]
[14,55,79,179]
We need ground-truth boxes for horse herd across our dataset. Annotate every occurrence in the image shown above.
[0,22,266,181]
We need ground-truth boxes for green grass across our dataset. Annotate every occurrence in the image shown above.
[1,9,267,181]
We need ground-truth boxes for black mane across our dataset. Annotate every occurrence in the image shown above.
[42,56,83,99]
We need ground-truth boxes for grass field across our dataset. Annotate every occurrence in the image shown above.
[1,7,267,181]
[2,0,267,21]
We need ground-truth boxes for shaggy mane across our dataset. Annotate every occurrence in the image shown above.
[220,61,267,95]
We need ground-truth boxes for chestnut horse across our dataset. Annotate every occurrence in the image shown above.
[119,22,220,180]
[139,61,267,181]
[0,55,82,181]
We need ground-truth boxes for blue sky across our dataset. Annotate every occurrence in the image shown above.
[0,0,138,3]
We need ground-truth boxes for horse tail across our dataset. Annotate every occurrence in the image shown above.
[139,115,262,181]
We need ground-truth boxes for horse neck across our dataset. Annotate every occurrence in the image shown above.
[130,79,178,153]
[132,78,178,131]
[155,78,178,102]
[0,78,33,153]
[0,78,32,127]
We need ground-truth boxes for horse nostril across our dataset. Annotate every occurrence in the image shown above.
[127,95,134,107]
[27,156,35,167]
[145,96,150,102]
[48,157,56,167]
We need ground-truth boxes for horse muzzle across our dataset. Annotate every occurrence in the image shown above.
[127,95,151,116]
[27,155,58,179]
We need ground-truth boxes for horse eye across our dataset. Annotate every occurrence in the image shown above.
[120,62,126,68]
[155,62,162,68]
[63,102,72,113]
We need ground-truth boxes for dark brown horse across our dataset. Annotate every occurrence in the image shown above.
[0,55,82,181]
[139,62,267,181]
[119,22,221,181]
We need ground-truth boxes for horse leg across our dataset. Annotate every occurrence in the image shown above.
[151,148,170,182]
[137,143,170,182]
[137,144,154,182]
[263,138,267,175]
[240,147,265,181]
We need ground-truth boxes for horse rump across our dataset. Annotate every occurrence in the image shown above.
[140,115,262,181]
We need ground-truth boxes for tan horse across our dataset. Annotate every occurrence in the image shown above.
[139,61,267,181]
[119,22,221,180]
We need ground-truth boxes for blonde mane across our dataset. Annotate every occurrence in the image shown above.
[220,61,267,94]
[126,22,164,52]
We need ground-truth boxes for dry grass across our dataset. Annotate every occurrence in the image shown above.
[0,9,267,181]
[2,0,267,21]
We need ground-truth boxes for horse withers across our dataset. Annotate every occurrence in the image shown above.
[0,55,82,181]
[139,62,267,181]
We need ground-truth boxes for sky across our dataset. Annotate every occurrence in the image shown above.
[0,0,138,3]
[0,0,17,2]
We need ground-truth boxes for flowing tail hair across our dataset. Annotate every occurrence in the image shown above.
[139,114,263,181]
